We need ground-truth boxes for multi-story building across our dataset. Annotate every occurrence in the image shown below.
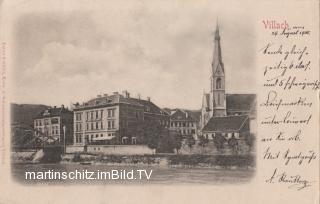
[166,109,200,140]
[72,91,169,146]
[33,105,73,145]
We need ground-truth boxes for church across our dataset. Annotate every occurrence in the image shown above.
[200,23,256,140]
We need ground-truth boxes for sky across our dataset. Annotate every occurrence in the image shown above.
[11,1,256,109]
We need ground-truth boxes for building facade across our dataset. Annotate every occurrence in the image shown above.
[33,105,73,145]
[167,109,200,140]
[72,91,169,146]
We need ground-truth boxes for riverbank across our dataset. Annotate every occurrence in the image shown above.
[12,162,255,184]
[11,151,255,169]
[61,153,255,168]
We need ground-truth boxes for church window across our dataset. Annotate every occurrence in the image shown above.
[216,78,222,89]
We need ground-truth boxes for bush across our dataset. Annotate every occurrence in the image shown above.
[72,153,82,162]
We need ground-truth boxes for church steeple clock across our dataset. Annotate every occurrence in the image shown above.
[210,23,226,117]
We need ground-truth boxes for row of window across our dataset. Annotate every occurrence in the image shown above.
[75,120,116,132]
[75,133,82,143]
[35,126,60,136]
[204,132,240,139]
[170,121,195,127]
[75,123,83,132]
[51,126,60,135]
[86,121,116,131]
[34,127,43,135]
[178,129,196,135]
[76,109,116,121]
[75,133,116,143]
[35,118,58,126]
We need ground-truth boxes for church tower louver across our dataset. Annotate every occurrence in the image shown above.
[201,23,226,129]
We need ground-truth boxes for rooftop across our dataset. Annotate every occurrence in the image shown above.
[73,91,168,115]
[168,108,201,121]
[202,115,248,132]
[226,94,256,112]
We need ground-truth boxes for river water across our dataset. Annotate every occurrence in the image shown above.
[12,163,255,185]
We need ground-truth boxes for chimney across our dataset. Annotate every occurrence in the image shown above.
[147,97,150,102]
[53,106,56,108]
[61,104,64,109]
[137,94,141,100]
[122,90,130,98]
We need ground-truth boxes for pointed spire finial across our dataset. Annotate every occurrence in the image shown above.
[216,17,219,30]
[215,18,220,40]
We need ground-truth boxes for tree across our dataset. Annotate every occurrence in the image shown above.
[142,122,162,152]
[228,135,238,154]
[213,133,226,152]
[171,130,183,154]
[141,120,183,154]
[198,135,209,148]
[186,135,196,152]
[245,132,255,152]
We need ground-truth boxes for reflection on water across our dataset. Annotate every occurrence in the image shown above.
[12,163,255,185]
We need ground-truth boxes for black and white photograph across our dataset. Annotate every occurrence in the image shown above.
[10,4,257,185]
[0,0,319,204]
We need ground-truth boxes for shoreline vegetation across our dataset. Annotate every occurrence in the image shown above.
[11,151,255,169]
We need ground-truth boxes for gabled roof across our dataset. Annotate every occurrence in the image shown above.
[186,110,201,121]
[85,94,142,107]
[75,93,167,115]
[169,109,196,121]
[226,94,256,112]
[130,98,168,115]
[202,115,248,132]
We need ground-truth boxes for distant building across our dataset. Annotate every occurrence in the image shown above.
[33,105,73,145]
[200,23,256,139]
[72,91,169,146]
[166,109,200,140]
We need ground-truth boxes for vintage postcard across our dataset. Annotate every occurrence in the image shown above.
[0,0,319,203]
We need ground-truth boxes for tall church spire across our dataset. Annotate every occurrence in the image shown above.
[211,21,224,76]
[210,20,226,117]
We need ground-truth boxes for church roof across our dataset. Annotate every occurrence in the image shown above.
[202,93,210,108]
[226,94,256,112]
[202,115,248,132]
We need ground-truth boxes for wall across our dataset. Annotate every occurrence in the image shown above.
[66,145,84,153]
[67,145,154,155]
[179,140,251,155]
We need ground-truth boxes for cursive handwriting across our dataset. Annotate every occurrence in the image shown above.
[260,90,312,110]
[261,111,312,125]
[266,168,313,190]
